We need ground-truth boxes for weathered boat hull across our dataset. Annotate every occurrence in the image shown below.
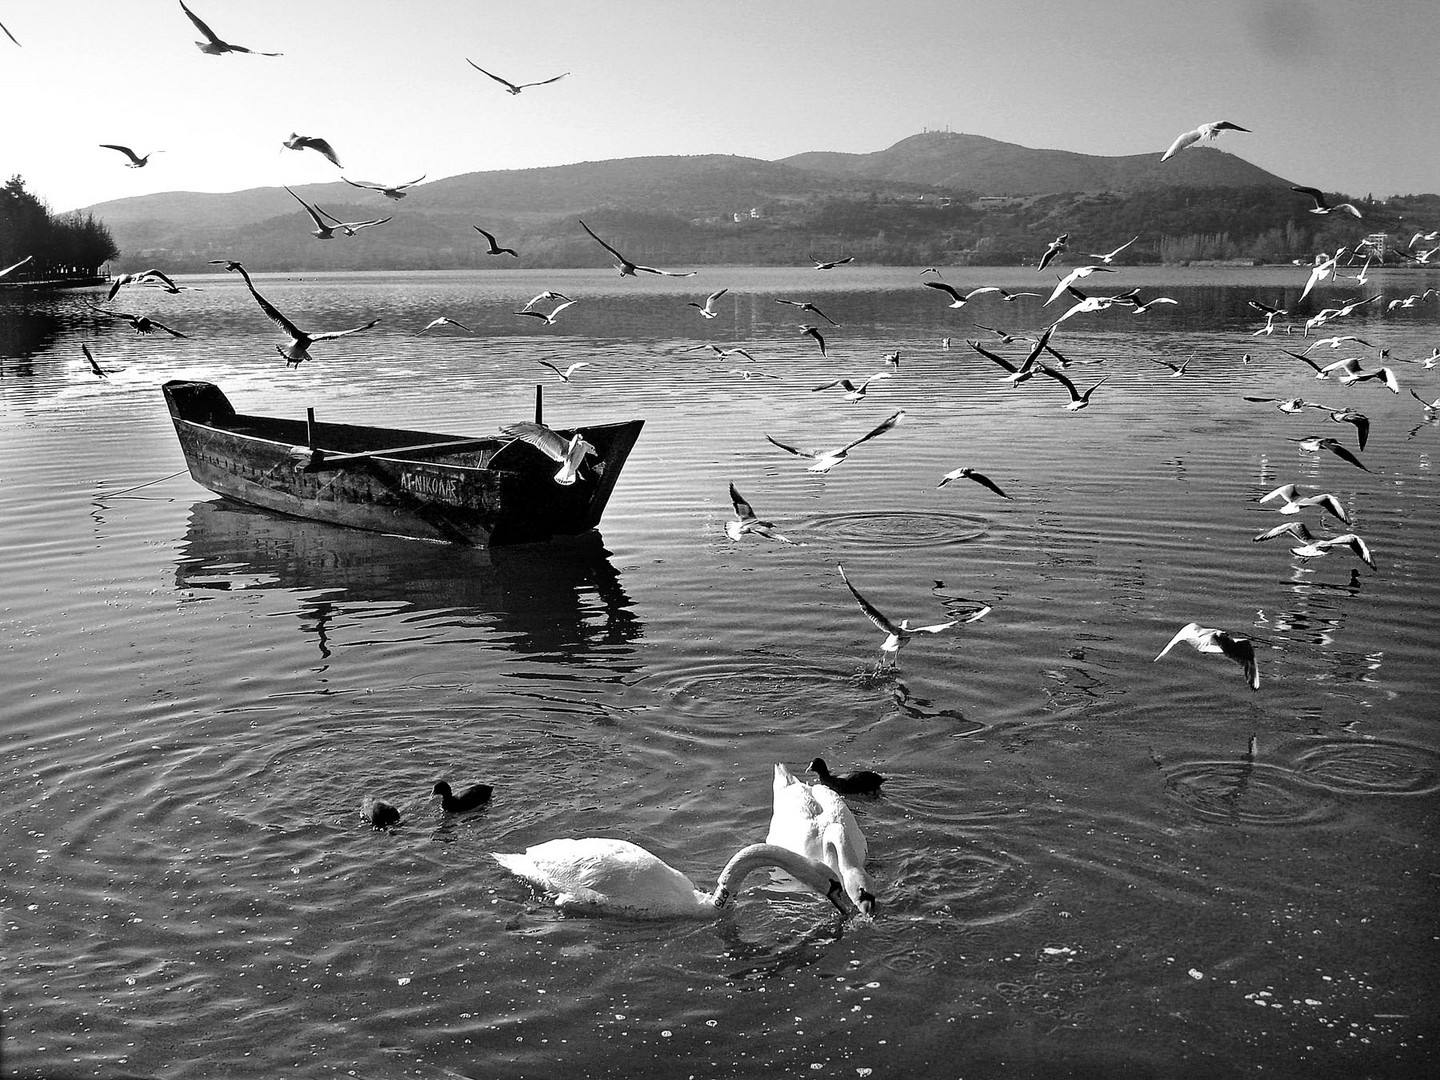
[163,381,642,546]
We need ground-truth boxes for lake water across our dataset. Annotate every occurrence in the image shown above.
[3,265,1438,1079]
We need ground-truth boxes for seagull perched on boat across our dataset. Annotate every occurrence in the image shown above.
[687,289,729,318]
[799,324,827,356]
[837,565,988,670]
[342,175,426,200]
[1037,234,1067,271]
[465,59,568,94]
[81,344,109,378]
[579,219,695,276]
[106,268,181,300]
[1290,532,1376,570]
[1038,366,1109,411]
[765,410,904,473]
[513,299,577,325]
[812,371,892,401]
[773,298,838,324]
[726,484,796,544]
[1154,621,1258,690]
[810,254,853,270]
[177,1,281,56]
[1044,266,1115,306]
[473,226,519,257]
[417,316,473,334]
[1160,120,1250,161]
[85,303,187,338]
[221,261,378,366]
[282,133,341,168]
[537,359,589,382]
[1085,237,1139,264]
[499,422,595,485]
[1260,483,1349,524]
[99,144,161,168]
[1291,186,1363,219]
[1293,435,1369,472]
[937,467,1011,499]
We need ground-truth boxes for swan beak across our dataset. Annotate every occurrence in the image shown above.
[827,879,860,918]
[857,890,877,917]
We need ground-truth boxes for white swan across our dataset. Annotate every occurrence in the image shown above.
[492,837,858,919]
[766,764,876,915]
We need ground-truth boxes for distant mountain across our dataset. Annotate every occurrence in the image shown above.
[82,132,1342,272]
[780,132,1291,194]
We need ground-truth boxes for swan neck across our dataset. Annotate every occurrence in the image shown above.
[710,843,854,915]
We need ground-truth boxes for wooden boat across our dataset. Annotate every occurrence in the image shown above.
[163,380,643,546]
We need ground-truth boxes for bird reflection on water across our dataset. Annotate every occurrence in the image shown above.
[173,499,641,659]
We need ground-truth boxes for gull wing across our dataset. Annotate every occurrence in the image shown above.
[728,483,757,521]
[966,339,1019,373]
[837,566,902,636]
[465,59,520,92]
[578,219,630,266]
[178,0,224,46]
[835,410,904,455]
[309,319,380,342]
[233,266,304,339]
[764,433,816,460]
[500,421,570,463]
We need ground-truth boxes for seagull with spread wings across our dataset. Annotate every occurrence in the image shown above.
[810,254,853,270]
[465,59,568,95]
[937,467,1011,499]
[537,359,589,382]
[726,484,796,544]
[1154,622,1258,690]
[687,289,728,318]
[1085,236,1139,264]
[1038,366,1109,411]
[837,565,988,670]
[499,422,595,485]
[765,410,904,473]
[1160,120,1250,161]
[473,226,519,257]
[99,144,161,168]
[1292,186,1363,219]
[342,175,426,200]
[178,1,281,56]
[513,299,577,325]
[812,371,892,401]
[579,219,695,276]
[773,298,838,324]
[285,186,343,239]
[221,261,378,366]
[282,133,341,168]
[86,303,188,338]
[82,344,109,378]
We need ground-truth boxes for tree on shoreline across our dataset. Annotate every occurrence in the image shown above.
[0,175,119,281]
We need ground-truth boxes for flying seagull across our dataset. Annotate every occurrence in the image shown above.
[282,134,342,169]
[521,290,573,312]
[1289,532,1376,571]
[837,564,988,670]
[773,298,838,324]
[922,281,1000,309]
[417,316,473,334]
[1293,435,1369,472]
[537,359,589,382]
[284,186,344,240]
[513,299,577,325]
[1085,236,1139,264]
[579,219,695,276]
[106,268,181,300]
[85,303,187,338]
[1260,483,1349,525]
[99,144,160,168]
[1038,366,1109,410]
[1037,234,1067,271]
[1160,120,1250,161]
[799,324,827,356]
[177,1,281,56]
[810,255,854,270]
[687,289,729,318]
[725,484,796,544]
[499,422,595,485]
[465,59,568,95]
[342,175,426,200]
[765,410,905,473]
[1045,265,1115,306]
[282,133,341,168]
[316,205,392,237]
[1154,621,1259,690]
[82,344,109,378]
[221,261,378,366]
[937,467,1011,499]
[473,226,519,257]
[812,371,892,401]
[1292,186,1363,219]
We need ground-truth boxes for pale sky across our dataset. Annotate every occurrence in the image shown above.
[2,0,1435,215]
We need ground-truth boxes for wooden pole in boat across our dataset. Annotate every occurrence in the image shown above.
[306,407,317,451]
[534,384,543,425]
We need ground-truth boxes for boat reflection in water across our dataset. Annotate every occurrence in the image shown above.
[174,498,641,658]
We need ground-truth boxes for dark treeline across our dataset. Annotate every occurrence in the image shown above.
[0,175,119,282]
